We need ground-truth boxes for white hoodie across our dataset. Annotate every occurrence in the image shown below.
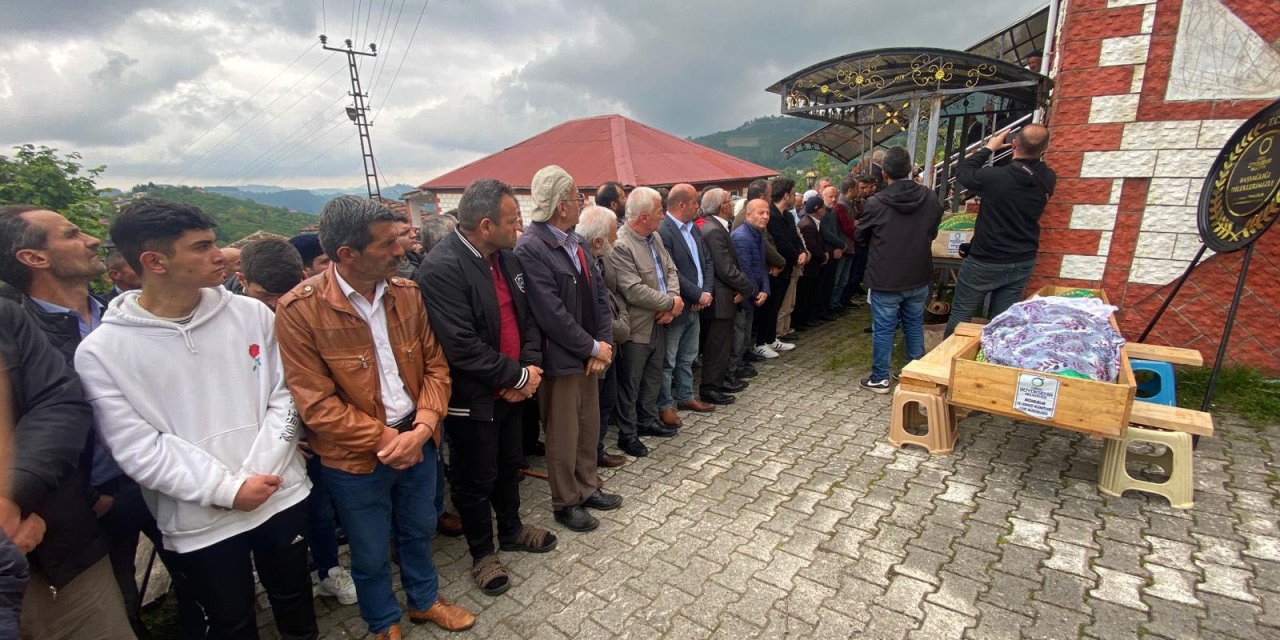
[75,286,310,553]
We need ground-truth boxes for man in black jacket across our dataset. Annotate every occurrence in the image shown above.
[854,148,944,394]
[0,297,133,637]
[946,124,1056,336]
[657,184,716,418]
[419,178,557,596]
[0,205,139,637]
[697,189,755,404]
[758,177,807,356]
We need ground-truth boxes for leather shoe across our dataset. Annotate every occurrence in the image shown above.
[721,378,748,393]
[659,407,683,427]
[677,398,714,413]
[437,511,464,537]
[639,423,678,437]
[743,350,765,362]
[700,389,737,405]
[597,452,627,468]
[582,489,623,511]
[619,438,649,457]
[554,505,599,532]
[408,597,475,632]
[736,364,758,378]
[374,624,402,640]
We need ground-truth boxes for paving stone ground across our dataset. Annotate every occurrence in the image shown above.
[258,315,1280,639]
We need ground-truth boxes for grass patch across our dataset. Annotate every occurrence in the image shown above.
[823,305,910,373]
[1176,364,1280,427]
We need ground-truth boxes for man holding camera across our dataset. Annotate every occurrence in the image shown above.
[946,124,1056,336]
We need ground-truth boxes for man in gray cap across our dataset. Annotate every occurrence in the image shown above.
[514,165,622,533]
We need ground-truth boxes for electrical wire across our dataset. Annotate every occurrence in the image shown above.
[371,0,427,124]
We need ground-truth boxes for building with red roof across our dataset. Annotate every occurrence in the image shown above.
[418,114,778,213]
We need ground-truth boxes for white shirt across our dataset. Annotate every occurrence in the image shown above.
[709,215,731,231]
[334,268,416,423]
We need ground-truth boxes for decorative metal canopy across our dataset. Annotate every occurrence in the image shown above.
[767,47,1050,127]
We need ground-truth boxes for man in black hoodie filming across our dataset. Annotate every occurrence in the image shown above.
[945,124,1056,336]
[854,147,943,394]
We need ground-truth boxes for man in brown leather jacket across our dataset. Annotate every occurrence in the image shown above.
[275,196,474,639]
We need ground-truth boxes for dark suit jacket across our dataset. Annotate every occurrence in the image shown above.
[699,217,755,320]
[658,215,714,307]
[798,214,829,278]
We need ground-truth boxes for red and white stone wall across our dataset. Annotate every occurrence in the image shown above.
[1036,0,1280,371]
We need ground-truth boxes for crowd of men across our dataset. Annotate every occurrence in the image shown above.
[0,123,1052,640]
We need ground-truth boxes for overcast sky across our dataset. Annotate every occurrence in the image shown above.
[1,0,1045,190]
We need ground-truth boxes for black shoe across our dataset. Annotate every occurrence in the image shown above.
[842,300,861,309]
[821,312,840,322]
[639,424,678,437]
[582,489,623,511]
[619,438,649,457]
[736,364,758,378]
[525,440,546,456]
[744,350,765,363]
[863,326,873,334]
[554,506,599,532]
[721,378,749,393]
[701,389,737,405]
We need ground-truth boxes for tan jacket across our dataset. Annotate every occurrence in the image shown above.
[274,267,451,474]
[605,224,679,345]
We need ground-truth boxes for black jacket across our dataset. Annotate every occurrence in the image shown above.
[658,215,714,307]
[855,180,944,292]
[514,222,612,377]
[797,214,829,279]
[766,202,805,278]
[957,148,1057,264]
[699,218,755,320]
[0,300,109,590]
[417,231,542,422]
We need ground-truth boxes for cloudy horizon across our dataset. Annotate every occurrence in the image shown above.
[1,0,1046,191]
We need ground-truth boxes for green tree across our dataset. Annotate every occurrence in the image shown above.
[0,144,112,238]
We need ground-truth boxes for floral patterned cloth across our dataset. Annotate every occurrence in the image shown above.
[980,296,1126,382]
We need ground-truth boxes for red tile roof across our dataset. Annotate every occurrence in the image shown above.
[420,114,778,191]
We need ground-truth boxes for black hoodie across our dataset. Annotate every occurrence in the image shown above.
[957,148,1057,263]
[854,179,943,292]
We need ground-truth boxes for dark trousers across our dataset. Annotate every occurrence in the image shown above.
[598,358,619,457]
[0,532,26,639]
[168,501,317,640]
[100,477,202,639]
[614,324,666,441]
[794,275,820,326]
[521,398,542,451]
[757,272,790,345]
[445,402,524,561]
[944,257,1037,336]
[304,455,340,580]
[847,248,869,298]
[818,261,837,311]
[699,316,735,394]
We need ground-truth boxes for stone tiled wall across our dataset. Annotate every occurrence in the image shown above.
[1034,0,1280,370]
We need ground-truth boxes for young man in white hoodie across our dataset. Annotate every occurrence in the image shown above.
[75,198,318,640]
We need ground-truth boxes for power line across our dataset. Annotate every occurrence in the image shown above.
[367,0,408,99]
[321,0,327,33]
[176,63,344,184]
[242,116,351,183]
[228,96,349,184]
[288,128,358,177]
[144,41,318,182]
[371,0,428,124]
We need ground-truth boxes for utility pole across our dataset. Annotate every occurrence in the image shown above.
[321,35,381,200]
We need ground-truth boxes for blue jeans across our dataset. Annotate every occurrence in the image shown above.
[830,255,853,306]
[870,285,930,383]
[945,257,1036,336]
[658,310,700,409]
[322,450,439,634]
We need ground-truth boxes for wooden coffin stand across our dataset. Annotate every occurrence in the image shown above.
[889,286,1214,508]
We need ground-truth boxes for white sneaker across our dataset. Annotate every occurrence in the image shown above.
[753,344,780,359]
[770,339,795,352]
[317,566,358,605]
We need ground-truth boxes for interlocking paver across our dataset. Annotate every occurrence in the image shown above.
[205,317,1280,640]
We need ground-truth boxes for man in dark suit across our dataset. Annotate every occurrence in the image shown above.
[696,189,755,405]
[795,196,830,330]
[656,184,715,422]
[417,178,557,596]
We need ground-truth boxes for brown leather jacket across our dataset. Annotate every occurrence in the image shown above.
[274,267,451,474]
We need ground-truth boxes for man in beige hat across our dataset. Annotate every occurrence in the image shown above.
[514,166,622,533]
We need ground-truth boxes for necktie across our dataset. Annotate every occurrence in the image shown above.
[576,245,591,283]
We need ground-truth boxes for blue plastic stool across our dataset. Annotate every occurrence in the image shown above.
[1130,359,1177,407]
